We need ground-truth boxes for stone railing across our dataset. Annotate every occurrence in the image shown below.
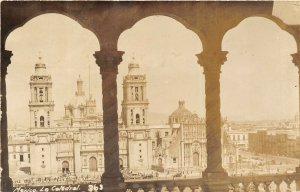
[228,172,300,192]
[123,178,204,192]
[11,172,300,192]
[123,172,300,192]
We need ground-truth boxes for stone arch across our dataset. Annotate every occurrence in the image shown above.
[223,14,297,49]
[118,14,204,51]
[39,116,45,127]
[192,152,199,167]
[221,15,298,121]
[4,12,100,50]
[62,160,69,173]
[89,156,97,172]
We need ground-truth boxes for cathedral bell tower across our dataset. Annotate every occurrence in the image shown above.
[29,57,54,129]
[121,60,151,170]
[121,61,149,128]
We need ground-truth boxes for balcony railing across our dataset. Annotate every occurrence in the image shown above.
[11,171,300,192]
[122,172,300,192]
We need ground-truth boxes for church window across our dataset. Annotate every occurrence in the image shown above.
[139,143,142,147]
[41,148,44,151]
[35,121,37,127]
[135,87,139,101]
[39,88,43,102]
[143,118,145,124]
[173,158,177,163]
[34,87,37,101]
[20,154,24,162]
[99,156,102,166]
[13,154,16,159]
[131,87,134,100]
[165,132,169,137]
[45,87,48,101]
[40,116,45,127]
[141,87,143,100]
[136,114,140,124]
[139,155,142,159]
[131,118,133,125]
[48,121,50,126]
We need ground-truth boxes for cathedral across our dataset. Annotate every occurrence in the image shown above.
[8,57,207,179]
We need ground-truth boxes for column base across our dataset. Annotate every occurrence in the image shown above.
[101,172,125,192]
[1,176,13,192]
[202,170,228,180]
[202,171,229,192]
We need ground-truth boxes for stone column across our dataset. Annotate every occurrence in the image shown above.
[197,50,229,191]
[292,52,300,137]
[1,49,13,191]
[292,53,300,188]
[94,50,125,192]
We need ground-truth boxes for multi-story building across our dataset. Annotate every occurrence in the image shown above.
[248,130,300,158]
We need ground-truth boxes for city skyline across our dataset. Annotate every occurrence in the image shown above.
[5,13,299,129]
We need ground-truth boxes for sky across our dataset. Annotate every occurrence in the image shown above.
[4,7,299,128]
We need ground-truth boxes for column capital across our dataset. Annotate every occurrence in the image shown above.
[94,50,124,74]
[1,49,13,75]
[292,52,300,69]
[196,51,228,73]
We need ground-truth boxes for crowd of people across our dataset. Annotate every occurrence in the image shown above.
[13,173,102,187]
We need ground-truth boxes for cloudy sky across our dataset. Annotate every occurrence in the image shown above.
[5,4,299,128]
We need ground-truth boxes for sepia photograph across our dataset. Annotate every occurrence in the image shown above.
[1,1,300,192]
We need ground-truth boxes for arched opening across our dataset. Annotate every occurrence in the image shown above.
[40,116,44,127]
[6,13,101,129]
[118,16,205,175]
[62,161,69,174]
[222,16,298,175]
[119,158,124,170]
[118,16,203,123]
[136,114,140,124]
[89,157,97,172]
[5,13,100,182]
[158,158,163,167]
[193,152,199,167]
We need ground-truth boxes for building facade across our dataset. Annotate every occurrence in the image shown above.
[8,58,209,180]
[248,130,300,158]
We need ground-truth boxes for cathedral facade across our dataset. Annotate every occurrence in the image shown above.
[8,58,207,179]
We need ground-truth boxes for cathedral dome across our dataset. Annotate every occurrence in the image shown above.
[169,101,201,124]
